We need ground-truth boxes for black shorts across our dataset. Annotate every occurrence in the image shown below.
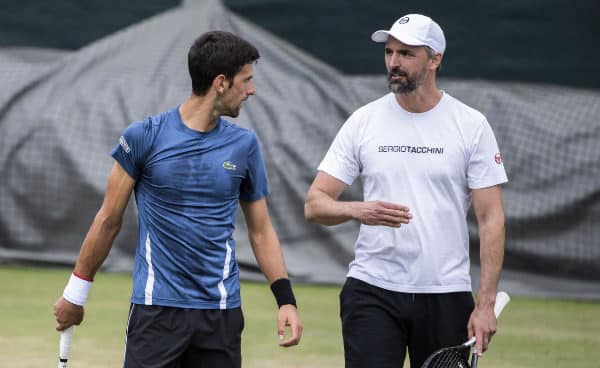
[340,277,474,368]
[123,304,244,368]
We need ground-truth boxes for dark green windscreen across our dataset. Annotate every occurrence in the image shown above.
[1,0,598,88]
[224,0,600,89]
[0,0,181,49]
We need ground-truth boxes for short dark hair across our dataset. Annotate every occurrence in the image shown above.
[187,31,260,96]
[424,45,442,72]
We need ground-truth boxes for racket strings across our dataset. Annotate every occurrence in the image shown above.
[421,347,471,368]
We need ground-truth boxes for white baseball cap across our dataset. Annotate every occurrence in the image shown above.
[371,14,446,54]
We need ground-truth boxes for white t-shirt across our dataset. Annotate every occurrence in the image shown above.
[318,92,508,293]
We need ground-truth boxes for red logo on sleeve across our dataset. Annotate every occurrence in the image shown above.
[494,153,503,164]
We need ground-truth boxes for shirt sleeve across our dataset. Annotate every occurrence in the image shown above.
[110,118,154,180]
[467,118,509,189]
[317,112,361,185]
[239,132,270,201]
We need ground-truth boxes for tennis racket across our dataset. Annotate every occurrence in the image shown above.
[58,326,74,368]
[420,291,510,368]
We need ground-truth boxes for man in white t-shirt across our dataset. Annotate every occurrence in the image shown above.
[304,13,508,368]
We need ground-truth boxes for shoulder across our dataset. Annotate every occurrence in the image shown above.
[345,93,394,129]
[119,108,177,158]
[353,93,393,117]
[220,118,261,146]
[221,119,255,137]
[441,94,500,150]
[442,93,487,127]
[125,108,174,136]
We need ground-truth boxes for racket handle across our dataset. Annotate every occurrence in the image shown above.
[471,351,479,368]
[494,291,510,318]
[58,326,74,368]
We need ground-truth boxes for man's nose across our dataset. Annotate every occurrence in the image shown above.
[389,53,402,68]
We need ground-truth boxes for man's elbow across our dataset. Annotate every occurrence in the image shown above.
[487,210,505,230]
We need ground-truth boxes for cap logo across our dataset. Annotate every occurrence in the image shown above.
[398,16,410,24]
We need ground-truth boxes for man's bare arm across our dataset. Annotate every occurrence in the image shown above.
[468,184,506,355]
[304,171,411,227]
[54,162,135,330]
[240,198,302,347]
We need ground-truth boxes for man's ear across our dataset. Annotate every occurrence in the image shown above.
[212,74,228,94]
[430,53,443,71]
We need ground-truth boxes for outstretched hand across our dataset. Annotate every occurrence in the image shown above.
[356,201,412,227]
[277,304,302,347]
[54,297,84,331]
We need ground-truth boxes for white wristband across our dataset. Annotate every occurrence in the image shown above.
[63,273,93,306]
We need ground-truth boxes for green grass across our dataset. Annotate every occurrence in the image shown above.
[1,266,599,367]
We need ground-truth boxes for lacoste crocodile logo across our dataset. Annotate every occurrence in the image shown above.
[223,161,237,171]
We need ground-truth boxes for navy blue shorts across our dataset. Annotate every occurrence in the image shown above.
[340,277,474,368]
[123,304,244,368]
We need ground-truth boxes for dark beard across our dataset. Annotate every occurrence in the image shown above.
[388,67,417,94]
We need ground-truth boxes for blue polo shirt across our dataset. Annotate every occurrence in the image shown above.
[111,107,269,309]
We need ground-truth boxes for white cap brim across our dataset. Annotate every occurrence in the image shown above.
[371,30,428,47]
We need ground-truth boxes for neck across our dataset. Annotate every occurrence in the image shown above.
[178,93,220,132]
[394,76,442,113]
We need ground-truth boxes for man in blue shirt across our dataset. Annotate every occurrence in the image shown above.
[54,31,302,367]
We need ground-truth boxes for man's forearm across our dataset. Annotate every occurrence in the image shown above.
[249,226,289,283]
[248,226,298,309]
[477,219,505,306]
[73,211,123,280]
[304,190,356,226]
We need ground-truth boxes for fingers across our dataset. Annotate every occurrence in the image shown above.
[475,333,492,356]
[55,321,73,331]
[377,202,411,218]
[467,317,475,341]
[475,330,484,357]
[377,201,409,211]
[277,305,302,347]
[54,300,68,331]
[361,201,412,227]
[277,313,286,340]
[376,212,411,227]
[279,322,302,347]
[53,297,84,331]
[478,329,495,355]
[468,308,496,356]
[55,318,83,331]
